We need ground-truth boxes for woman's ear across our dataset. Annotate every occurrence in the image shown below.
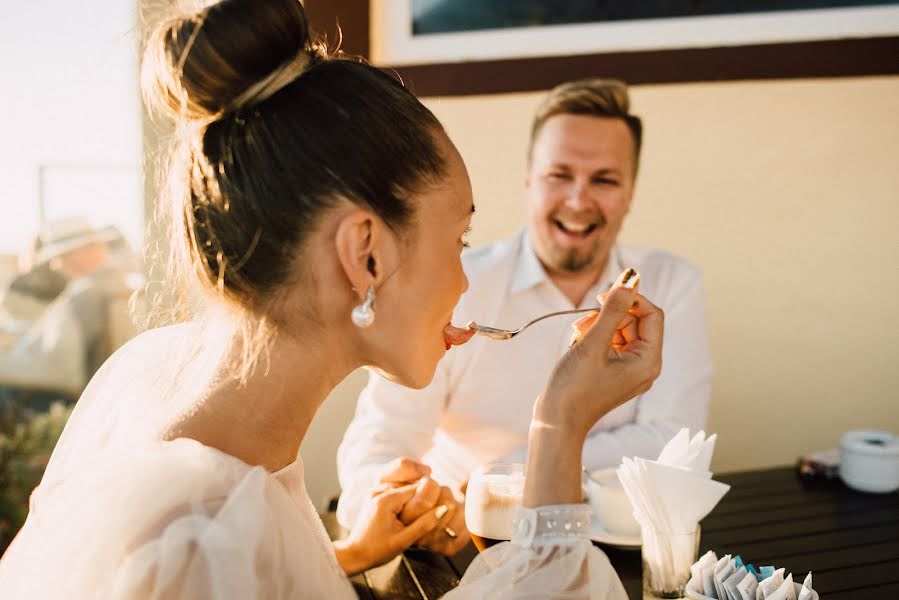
[334,209,381,299]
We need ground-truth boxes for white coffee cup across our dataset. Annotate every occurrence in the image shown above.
[839,430,899,494]
[587,467,640,536]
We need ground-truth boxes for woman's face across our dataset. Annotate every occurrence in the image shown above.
[373,140,474,388]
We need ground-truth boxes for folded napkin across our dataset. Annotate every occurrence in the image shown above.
[618,429,730,531]
[689,551,815,600]
[618,429,731,592]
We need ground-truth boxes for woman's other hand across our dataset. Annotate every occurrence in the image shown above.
[370,458,469,556]
[334,483,448,575]
[398,478,469,556]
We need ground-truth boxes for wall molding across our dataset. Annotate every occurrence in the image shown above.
[390,37,899,97]
[309,1,898,97]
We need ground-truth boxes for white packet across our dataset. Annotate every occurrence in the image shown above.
[691,551,718,596]
[723,566,748,600]
[702,565,718,597]
[737,572,759,600]
[714,557,736,600]
[701,557,721,597]
[798,572,813,600]
[756,568,785,600]
[765,574,796,600]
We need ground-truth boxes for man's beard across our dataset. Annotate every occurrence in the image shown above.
[556,248,596,273]
[549,242,601,273]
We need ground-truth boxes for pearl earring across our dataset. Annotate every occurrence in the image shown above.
[351,285,375,328]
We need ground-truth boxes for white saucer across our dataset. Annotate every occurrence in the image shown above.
[589,516,642,549]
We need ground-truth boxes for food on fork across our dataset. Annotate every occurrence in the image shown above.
[443,324,475,349]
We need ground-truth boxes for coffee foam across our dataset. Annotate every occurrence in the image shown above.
[465,474,524,541]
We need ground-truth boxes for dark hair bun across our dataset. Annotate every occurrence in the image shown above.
[142,0,312,120]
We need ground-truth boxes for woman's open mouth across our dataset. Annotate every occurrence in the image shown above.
[443,323,475,350]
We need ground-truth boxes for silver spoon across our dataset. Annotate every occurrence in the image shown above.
[467,305,603,341]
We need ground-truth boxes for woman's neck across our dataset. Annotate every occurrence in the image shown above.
[163,316,359,472]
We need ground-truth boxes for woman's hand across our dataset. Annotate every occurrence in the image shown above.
[524,270,664,507]
[398,478,469,556]
[334,483,450,576]
[368,457,469,556]
[538,271,663,437]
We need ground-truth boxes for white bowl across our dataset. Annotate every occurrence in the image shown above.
[840,430,899,494]
[685,579,818,600]
[587,468,640,537]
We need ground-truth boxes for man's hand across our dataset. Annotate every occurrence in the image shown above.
[374,457,432,487]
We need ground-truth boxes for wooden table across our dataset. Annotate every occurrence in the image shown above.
[324,466,899,598]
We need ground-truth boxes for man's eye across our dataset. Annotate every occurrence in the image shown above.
[547,172,571,180]
[592,177,619,186]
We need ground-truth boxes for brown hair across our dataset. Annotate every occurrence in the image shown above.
[528,79,643,175]
[141,0,447,326]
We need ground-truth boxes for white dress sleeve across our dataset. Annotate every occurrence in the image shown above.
[446,504,627,599]
[0,440,356,600]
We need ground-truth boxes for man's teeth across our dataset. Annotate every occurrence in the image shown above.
[557,220,594,234]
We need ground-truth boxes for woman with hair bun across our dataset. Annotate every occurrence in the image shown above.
[0,1,661,597]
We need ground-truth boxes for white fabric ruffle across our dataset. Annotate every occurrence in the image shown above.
[447,504,627,599]
[0,324,356,598]
[0,439,356,599]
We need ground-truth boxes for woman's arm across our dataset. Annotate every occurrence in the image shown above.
[524,274,664,508]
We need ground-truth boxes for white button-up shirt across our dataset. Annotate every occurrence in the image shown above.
[337,229,712,528]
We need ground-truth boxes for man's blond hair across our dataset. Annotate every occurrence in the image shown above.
[528,78,643,175]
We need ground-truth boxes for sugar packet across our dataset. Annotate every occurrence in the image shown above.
[692,550,718,596]
[724,566,748,600]
[736,572,759,600]
[714,554,736,600]
[798,573,813,600]
[764,573,796,600]
[756,568,785,600]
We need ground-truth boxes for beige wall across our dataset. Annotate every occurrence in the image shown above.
[302,76,899,506]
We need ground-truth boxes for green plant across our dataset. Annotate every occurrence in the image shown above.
[0,398,72,553]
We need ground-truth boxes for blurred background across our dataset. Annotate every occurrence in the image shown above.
[0,0,896,550]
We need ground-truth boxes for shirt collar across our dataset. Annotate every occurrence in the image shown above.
[594,244,624,296]
[510,229,624,299]
[509,230,547,294]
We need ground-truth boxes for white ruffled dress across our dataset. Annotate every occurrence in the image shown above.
[0,324,626,599]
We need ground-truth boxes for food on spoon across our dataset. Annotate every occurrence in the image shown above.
[443,324,475,349]
[568,268,640,347]
[619,267,639,288]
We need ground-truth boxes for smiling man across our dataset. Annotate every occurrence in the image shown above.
[336,79,713,553]
[525,90,642,307]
